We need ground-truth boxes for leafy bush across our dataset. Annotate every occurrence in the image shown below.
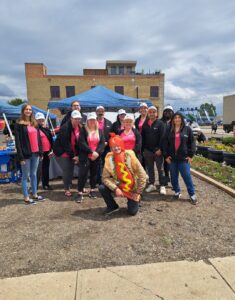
[192,156,235,189]
[222,137,235,145]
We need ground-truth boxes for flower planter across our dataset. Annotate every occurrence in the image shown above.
[223,152,235,167]
[196,145,210,158]
[208,148,224,163]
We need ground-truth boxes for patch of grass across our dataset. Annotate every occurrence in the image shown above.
[192,156,235,189]
[161,237,174,248]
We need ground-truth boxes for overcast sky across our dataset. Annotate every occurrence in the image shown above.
[0,0,235,114]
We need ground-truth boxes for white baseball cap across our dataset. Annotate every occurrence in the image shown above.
[148,106,157,111]
[35,112,45,120]
[118,109,126,115]
[96,106,105,111]
[71,110,82,119]
[139,102,148,108]
[87,112,97,120]
[163,105,174,111]
[124,114,134,121]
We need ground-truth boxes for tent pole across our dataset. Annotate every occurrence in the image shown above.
[2,113,14,140]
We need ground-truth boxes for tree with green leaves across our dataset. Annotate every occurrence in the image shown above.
[8,98,25,106]
[199,103,216,116]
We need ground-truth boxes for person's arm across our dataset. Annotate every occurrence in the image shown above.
[102,166,118,191]
[14,123,24,161]
[133,129,142,154]
[133,158,147,194]
[187,127,196,158]
[78,128,93,154]
[96,130,105,155]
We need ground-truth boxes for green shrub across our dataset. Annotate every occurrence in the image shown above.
[222,137,235,145]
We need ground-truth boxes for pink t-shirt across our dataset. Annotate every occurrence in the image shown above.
[120,130,136,150]
[98,119,105,133]
[175,132,181,152]
[61,127,80,158]
[138,118,146,133]
[27,126,39,153]
[88,132,100,158]
[148,120,154,127]
[40,130,51,152]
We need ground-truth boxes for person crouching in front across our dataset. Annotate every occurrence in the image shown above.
[99,133,147,216]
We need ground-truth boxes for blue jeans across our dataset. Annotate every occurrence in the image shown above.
[99,185,139,216]
[169,160,195,196]
[21,153,40,198]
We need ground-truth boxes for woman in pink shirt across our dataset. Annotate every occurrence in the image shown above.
[35,112,53,190]
[15,104,44,204]
[53,110,81,197]
[119,114,142,161]
[76,113,105,203]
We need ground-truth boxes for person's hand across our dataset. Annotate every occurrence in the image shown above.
[91,151,99,161]
[48,151,54,158]
[186,157,192,164]
[132,193,141,201]
[20,160,26,165]
[115,188,124,197]
[155,149,162,156]
[73,156,79,164]
[39,156,43,161]
[166,156,172,164]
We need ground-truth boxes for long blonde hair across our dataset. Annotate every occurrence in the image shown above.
[85,119,99,138]
[17,104,38,127]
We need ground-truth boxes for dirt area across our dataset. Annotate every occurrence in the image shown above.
[0,176,234,279]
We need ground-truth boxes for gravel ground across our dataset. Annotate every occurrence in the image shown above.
[0,176,234,279]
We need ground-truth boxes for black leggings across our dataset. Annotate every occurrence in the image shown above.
[78,158,100,192]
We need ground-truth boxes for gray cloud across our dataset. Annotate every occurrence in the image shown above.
[0,0,235,114]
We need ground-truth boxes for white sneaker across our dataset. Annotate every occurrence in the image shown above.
[145,184,156,193]
[190,195,197,205]
[160,186,166,195]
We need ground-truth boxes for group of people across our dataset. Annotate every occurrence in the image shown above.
[14,100,197,215]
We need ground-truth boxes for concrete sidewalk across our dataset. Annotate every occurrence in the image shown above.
[0,256,234,300]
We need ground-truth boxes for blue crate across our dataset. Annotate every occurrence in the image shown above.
[0,154,21,184]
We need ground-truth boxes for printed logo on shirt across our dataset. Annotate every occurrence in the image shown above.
[184,134,188,138]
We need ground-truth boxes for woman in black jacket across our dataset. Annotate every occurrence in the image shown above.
[53,110,81,197]
[15,104,43,204]
[111,109,126,134]
[35,112,54,190]
[163,112,197,204]
[76,112,105,203]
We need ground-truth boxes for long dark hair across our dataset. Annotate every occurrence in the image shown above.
[170,112,185,132]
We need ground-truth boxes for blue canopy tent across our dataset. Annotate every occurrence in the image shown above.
[48,85,153,109]
[0,101,57,120]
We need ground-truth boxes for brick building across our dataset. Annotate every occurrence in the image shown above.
[25,60,165,114]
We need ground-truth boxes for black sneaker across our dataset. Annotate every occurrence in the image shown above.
[104,207,120,216]
[88,191,96,198]
[190,195,197,205]
[24,199,36,205]
[32,195,45,202]
[174,192,181,199]
[76,194,83,203]
[43,185,53,190]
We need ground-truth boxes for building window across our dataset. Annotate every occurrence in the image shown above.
[127,66,132,74]
[115,86,124,95]
[66,86,75,98]
[119,66,124,75]
[150,86,159,97]
[50,86,60,98]
[111,66,117,75]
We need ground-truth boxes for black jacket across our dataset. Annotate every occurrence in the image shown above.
[111,119,122,134]
[15,123,43,161]
[98,118,112,143]
[78,127,105,163]
[53,120,79,158]
[119,128,142,155]
[38,126,53,152]
[142,119,165,152]
[134,116,149,132]
[60,111,87,127]
[163,125,196,161]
